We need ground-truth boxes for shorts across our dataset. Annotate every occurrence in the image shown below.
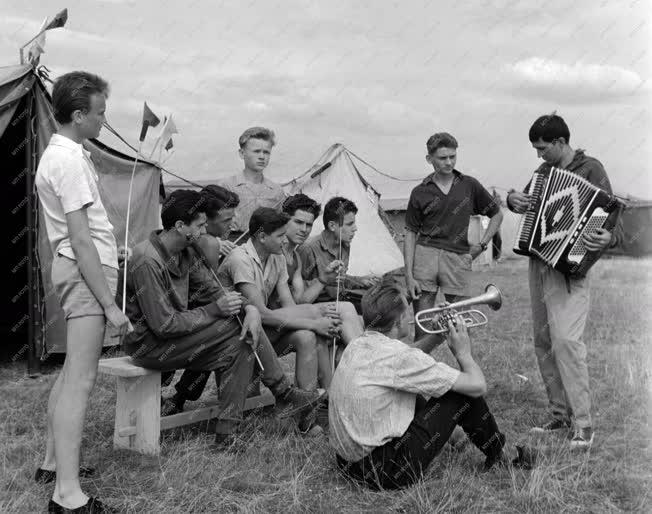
[412,245,471,296]
[51,254,118,319]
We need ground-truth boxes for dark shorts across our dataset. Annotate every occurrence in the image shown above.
[51,254,118,319]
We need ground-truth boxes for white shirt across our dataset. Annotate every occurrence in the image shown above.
[329,331,460,462]
[35,134,118,268]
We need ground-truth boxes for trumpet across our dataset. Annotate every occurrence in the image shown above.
[414,284,502,334]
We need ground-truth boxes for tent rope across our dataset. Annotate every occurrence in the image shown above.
[101,121,205,189]
[346,147,421,182]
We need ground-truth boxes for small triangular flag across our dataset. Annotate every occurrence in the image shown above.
[139,102,160,142]
[44,9,68,30]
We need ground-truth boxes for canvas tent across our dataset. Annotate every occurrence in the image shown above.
[166,143,407,276]
[0,64,162,368]
[286,144,404,276]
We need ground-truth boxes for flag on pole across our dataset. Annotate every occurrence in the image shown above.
[150,114,178,158]
[139,102,160,142]
[28,18,49,64]
[158,114,178,151]
[44,8,68,30]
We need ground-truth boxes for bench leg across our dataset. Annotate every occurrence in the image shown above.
[113,374,161,456]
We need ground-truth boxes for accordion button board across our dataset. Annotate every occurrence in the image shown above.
[513,168,623,277]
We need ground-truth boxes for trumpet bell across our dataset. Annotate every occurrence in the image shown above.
[483,284,502,311]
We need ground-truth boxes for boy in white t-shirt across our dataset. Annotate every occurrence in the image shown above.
[35,71,132,513]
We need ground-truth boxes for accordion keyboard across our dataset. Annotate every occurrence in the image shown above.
[567,207,609,263]
[514,172,546,253]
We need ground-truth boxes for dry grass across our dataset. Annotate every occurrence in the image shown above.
[1,257,651,513]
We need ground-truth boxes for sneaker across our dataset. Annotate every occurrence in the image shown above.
[274,386,326,419]
[569,427,594,450]
[530,418,571,434]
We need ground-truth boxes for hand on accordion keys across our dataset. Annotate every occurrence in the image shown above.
[581,227,613,252]
[508,191,532,214]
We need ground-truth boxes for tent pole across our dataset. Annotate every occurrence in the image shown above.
[25,87,41,376]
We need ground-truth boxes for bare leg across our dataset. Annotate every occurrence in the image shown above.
[337,302,363,344]
[41,372,64,471]
[50,316,106,509]
[283,330,319,391]
[316,338,334,389]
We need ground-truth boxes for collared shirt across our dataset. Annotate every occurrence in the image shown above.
[121,231,225,345]
[35,134,118,268]
[405,170,499,254]
[329,331,460,462]
[298,230,354,303]
[218,239,289,306]
[218,172,287,232]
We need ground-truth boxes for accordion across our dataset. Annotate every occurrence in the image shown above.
[513,168,623,277]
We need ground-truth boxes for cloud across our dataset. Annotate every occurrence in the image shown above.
[508,57,645,103]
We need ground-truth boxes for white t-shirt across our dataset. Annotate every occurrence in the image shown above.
[35,134,118,268]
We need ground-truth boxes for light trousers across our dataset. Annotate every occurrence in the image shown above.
[529,259,592,428]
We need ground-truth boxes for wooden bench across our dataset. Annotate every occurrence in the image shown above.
[98,356,275,455]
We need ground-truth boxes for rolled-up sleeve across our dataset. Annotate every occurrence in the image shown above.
[390,347,460,398]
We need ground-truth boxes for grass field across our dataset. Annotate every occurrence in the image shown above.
[1,257,651,513]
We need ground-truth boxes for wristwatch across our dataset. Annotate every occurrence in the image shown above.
[479,241,488,251]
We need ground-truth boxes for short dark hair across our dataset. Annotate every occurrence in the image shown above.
[323,197,357,229]
[249,207,289,237]
[528,114,570,144]
[361,276,408,332]
[426,132,458,155]
[161,190,204,230]
[200,184,240,219]
[282,194,321,219]
[52,71,109,125]
[239,127,276,148]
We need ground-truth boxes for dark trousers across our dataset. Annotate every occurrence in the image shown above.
[159,329,292,404]
[172,370,211,401]
[337,392,505,490]
[126,319,291,433]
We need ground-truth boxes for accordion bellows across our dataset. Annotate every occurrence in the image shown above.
[514,168,623,277]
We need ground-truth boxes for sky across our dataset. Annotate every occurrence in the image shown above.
[3,0,651,199]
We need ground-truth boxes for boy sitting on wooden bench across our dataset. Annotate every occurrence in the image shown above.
[120,189,325,447]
